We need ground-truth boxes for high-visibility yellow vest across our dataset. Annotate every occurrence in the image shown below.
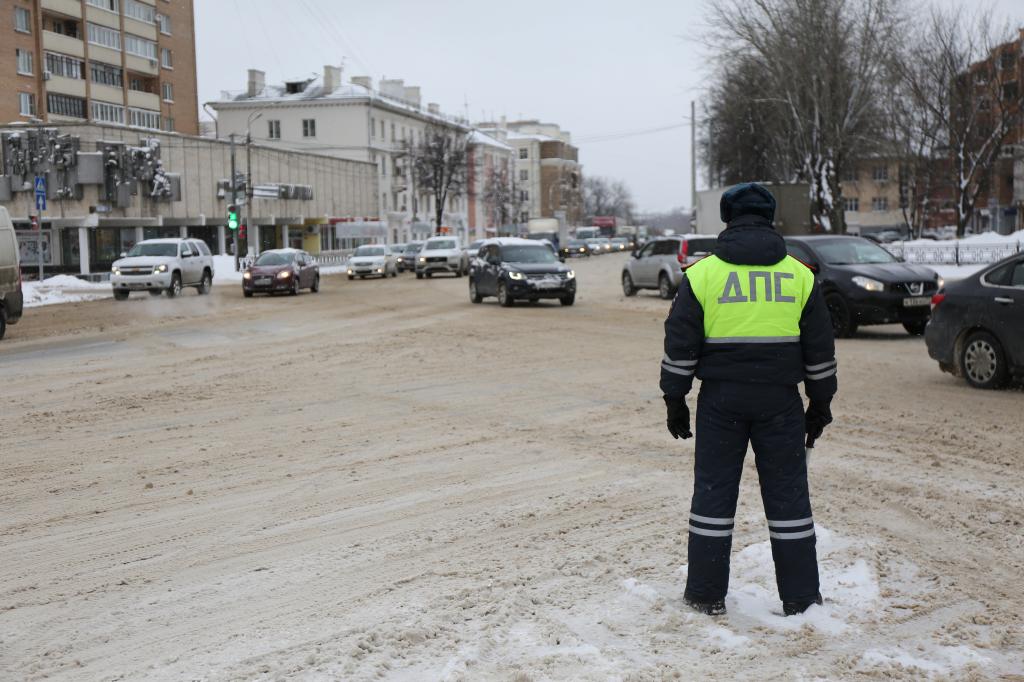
[685,255,815,344]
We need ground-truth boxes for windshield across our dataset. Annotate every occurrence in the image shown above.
[255,252,295,266]
[354,246,387,257]
[815,239,897,265]
[468,240,483,250]
[568,240,586,247]
[126,243,177,258]
[404,242,423,254]
[425,239,456,250]
[501,245,558,264]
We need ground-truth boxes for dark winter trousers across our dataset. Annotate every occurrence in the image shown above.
[684,380,819,604]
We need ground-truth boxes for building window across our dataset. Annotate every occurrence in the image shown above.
[16,49,34,76]
[390,122,395,141]
[156,13,171,34]
[520,190,529,202]
[125,34,157,60]
[47,93,86,119]
[91,100,125,124]
[164,116,174,131]
[872,166,889,181]
[124,0,155,23]
[520,211,529,223]
[380,120,385,138]
[370,117,375,138]
[519,169,528,182]
[161,82,173,101]
[48,17,79,38]
[519,148,528,159]
[128,107,160,129]
[14,7,31,33]
[18,92,35,117]
[160,47,173,68]
[45,52,84,79]
[843,197,859,212]
[86,0,119,11]
[87,23,121,50]
[91,61,123,87]
[267,120,281,139]
[872,197,888,211]
[842,167,857,182]
[302,119,316,137]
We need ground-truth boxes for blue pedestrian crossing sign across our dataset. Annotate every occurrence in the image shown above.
[34,176,47,211]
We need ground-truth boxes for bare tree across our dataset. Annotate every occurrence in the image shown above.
[409,124,469,234]
[482,164,525,230]
[891,7,1023,237]
[584,176,635,222]
[706,0,903,233]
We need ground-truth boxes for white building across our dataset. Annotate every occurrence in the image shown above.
[209,66,470,244]
[466,128,515,239]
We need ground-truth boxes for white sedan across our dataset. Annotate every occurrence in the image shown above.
[347,244,398,279]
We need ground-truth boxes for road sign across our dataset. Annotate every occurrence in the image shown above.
[34,176,47,211]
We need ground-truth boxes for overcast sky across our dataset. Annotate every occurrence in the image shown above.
[196,0,1023,214]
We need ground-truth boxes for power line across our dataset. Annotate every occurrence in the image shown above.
[575,122,689,144]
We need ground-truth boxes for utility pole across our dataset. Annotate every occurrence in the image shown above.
[34,119,47,281]
[245,131,252,256]
[229,133,238,271]
[690,101,697,220]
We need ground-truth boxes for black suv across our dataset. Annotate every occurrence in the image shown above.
[925,253,1024,389]
[785,236,941,337]
[469,238,577,307]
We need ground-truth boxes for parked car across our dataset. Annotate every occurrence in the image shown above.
[111,238,214,300]
[0,207,23,340]
[561,239,591,259]
[469,238,576,306]
[610,237,631,252]
[397,241,423,273]
[925,253,1024,388]
[243,248,320,296]
[347,244,397,279]
[416,236,467,278]
[621,234,717,299]
[785,235,941,337]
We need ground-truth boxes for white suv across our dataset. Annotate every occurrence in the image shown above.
[111,238,215,299]
[415,236,468,278]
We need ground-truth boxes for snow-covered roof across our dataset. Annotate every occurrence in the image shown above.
[468,130,512,151]
[481,237,550,247]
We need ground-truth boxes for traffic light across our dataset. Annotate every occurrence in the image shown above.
[238,223,246,241]
[227,204,239,230]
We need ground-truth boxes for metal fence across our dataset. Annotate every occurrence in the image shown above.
[883,241,1022,265]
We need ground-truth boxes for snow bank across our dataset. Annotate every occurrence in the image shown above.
[902,229,1024,248]
[21,275,112,308]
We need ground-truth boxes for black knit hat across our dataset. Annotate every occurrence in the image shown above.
[720,182,777,223]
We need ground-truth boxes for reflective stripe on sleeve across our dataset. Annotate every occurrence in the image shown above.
[662,364,695,377]
[769,528,816,540]
[805,360,837,372]
[806,368,837,380]
[662,355,698,367]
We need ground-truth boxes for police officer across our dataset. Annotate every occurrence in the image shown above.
[661,183,837,616]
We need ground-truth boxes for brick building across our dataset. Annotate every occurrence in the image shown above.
[1,0,198,135]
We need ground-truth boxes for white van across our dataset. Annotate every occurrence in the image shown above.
[0,207,24,340]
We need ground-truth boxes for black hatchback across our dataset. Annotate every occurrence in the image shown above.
[925,253,1024,389]
[785,236,942,337]
[469,238,577,307]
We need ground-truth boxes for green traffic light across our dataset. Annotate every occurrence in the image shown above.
[227,205,239,230]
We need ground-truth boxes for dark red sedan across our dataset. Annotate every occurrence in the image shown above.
[242,249,320,297]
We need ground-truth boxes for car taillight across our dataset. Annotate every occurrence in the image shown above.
[678,241,689,265]
[930,293,945,311]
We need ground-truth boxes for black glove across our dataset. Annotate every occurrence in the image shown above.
[805,401,833,448]
[665,397,692,440]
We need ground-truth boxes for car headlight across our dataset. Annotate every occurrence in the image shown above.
[347,269,353,275]
[852,276,885,292]
[508,271,525,281]
[153,264,168,273]
[936,276,945,290]
[419,257,426,263]
[243,271,252,280]
[579,248,585,252]
[112,266,120,275]
[277,270,292,279]
[565,270,576,279]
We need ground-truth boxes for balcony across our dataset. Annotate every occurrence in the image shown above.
[84,5,120,29]
[46,74,87,98]
[89,43,121,66]
[41,0,82,17]
[90,83,125,105]
[42,30,85,59]
[127,89,160,110]
[125,53,158,76]
[124,17,157,41]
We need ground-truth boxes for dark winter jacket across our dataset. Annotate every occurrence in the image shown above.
[660,215,838,403]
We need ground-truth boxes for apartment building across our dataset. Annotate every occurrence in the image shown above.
[1,0,198,135]
[466,128,515,239]
[210,67,470,244]
[839,158,907,235]
[477,119,583,226]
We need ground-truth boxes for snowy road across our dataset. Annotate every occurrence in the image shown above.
[1,254,1022,680]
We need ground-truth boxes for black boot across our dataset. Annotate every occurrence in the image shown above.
[783,592,822,616]
[684,594,726,616]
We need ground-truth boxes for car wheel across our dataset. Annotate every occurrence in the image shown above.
[560,293,576,306]
[825,292,857,338]
[622,271,638,297]
[498,282,514,307]
[416,272,424,280]
[455,266,463,278]
[290,278,300,296]
[469,279,483,304]
[426,272,433,278]
[196,270,212,295]
[311,275,320,293]
[658,273,674,300]
[243,290,254,298]
[391,268,397,278]
[148,290,162,297]
[903,319,928,336]
[113,289,129,301]
[0,308,5,340]
[961,331,1007,389]
[166,273,182,298]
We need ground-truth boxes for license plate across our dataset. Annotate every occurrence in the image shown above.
[534,279,561,289]
[128,283,145,290]
[903,296,930,307]
[256,278,271,285]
